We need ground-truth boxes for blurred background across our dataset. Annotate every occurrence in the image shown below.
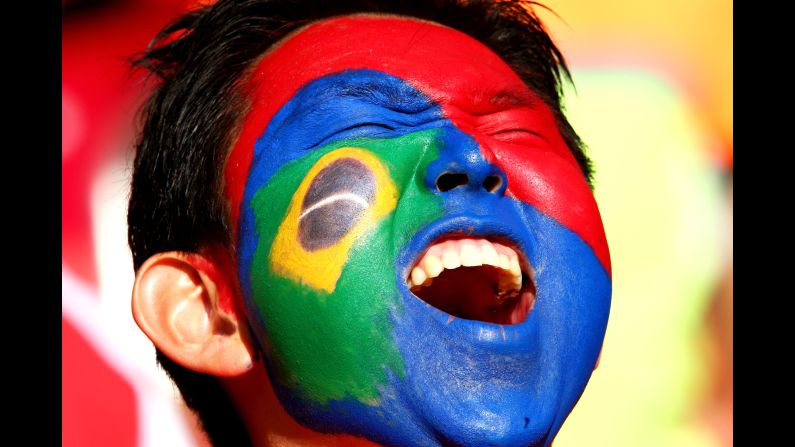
[61,1,732,446]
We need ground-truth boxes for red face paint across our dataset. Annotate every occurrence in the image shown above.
[187,244,243,315]
[225,16,610,274]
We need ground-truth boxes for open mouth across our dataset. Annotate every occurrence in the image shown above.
[407,236,536,325]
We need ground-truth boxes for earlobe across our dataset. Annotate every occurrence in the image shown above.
[132,251,253,377]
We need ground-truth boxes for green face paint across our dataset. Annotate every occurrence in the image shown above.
[248,129,444,404]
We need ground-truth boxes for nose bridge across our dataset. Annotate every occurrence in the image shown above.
[424,131,506,195]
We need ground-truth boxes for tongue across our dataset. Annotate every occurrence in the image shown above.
[412,265,523,324]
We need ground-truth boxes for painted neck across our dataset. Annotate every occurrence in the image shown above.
[222,362,380,447]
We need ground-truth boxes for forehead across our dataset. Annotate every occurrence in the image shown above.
[246,15,532,111]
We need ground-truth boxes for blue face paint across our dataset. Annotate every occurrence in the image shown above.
[238,70,611,447]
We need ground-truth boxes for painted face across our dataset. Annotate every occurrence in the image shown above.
[228,16,611,447]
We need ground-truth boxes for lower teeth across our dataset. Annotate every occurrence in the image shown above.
[494,287,520,303]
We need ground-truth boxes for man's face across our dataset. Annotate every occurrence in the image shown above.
[227,15,611,446]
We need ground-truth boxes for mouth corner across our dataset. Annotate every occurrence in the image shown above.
[403,234,536,325]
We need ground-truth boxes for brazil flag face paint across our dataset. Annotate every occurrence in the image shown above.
[246,133,444,405]
[229,16,611,447]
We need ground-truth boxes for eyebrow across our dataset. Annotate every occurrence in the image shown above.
[333,76,435,113]
[448,87,538,117]
[489,89,537,108]
[320,71,537,114]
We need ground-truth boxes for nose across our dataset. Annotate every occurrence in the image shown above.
[434,171,504,194]
[424,136,507,196]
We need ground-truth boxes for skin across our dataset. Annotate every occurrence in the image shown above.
[141,14,611,447]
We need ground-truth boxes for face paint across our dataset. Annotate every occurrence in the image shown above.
[246,128,444,405]
[297,157,377,251]
[270,147,398,292]
[225,17,609,274]
[231,16,611,447]
[186,244,240,315]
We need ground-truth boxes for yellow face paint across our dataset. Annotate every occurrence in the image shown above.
[269,147,398,292]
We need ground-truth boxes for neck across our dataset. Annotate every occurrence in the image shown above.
[222,361,381,447]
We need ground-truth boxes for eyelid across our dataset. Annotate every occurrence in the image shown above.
[308,121,397,150]
[332,121,398,136]
[351,122,396,130]
[489,131,538,146]
[486,127,549,147]
[490,128,540,136]
[473,109,547,144]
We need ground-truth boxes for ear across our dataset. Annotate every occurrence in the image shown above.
[131,251,253,377]
[594,349,602,370]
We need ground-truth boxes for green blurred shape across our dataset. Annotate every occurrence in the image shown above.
[554,69,726,447]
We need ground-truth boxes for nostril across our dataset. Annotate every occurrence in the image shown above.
[483,174,503,193]
[436,172,469,192]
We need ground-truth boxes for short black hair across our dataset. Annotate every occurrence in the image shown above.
[129,1,589,445]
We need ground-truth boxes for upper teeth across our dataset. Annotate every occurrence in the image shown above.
[408,238,523,290]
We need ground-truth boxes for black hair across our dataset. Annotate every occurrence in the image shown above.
[129,1,589,445]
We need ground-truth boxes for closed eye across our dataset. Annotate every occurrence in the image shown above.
[490,129,544,145]
[308,121,399,151]
[337,122,396,133]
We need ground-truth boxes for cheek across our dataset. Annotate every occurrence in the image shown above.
[490,143,611,276]
[241,146,406,405]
